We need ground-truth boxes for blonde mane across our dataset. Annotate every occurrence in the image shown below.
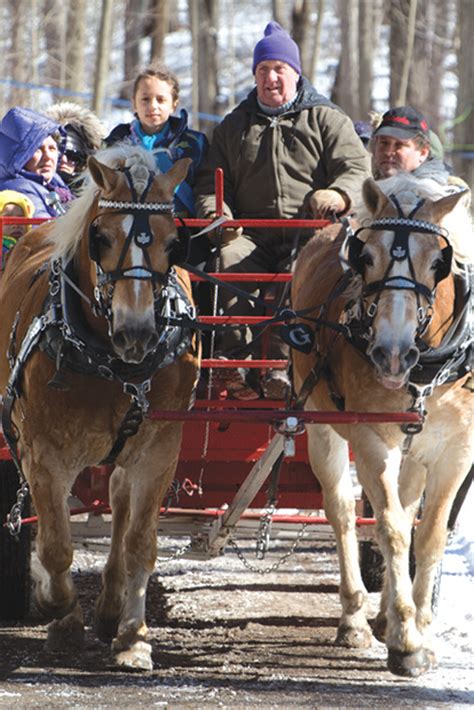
[47,144,159,263]
[356,173,473,268]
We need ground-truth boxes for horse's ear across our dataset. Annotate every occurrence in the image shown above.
[363,178,390,216]
[431,189,471,222]
[88,156,120,193]
[164,157,192,188]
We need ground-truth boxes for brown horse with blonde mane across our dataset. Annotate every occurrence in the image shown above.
[292,174,472,677]
[0,146,200,670]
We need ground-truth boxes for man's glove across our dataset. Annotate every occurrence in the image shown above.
[206,212,243,244]
[309,189,347,218]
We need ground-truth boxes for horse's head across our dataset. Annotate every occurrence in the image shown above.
[344,176,469,389]
[87,154,191,363]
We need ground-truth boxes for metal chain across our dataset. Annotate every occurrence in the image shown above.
[255,504,276,559]
[162,540,193,561]
[228,524,308,575]
[6,479,30,536]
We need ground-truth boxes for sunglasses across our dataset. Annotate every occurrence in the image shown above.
[64,149,86,164]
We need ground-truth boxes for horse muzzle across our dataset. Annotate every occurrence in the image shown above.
[112,323,159,363]
[369,342,420,390]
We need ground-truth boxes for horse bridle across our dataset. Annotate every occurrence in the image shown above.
[345,195,453,338]
[88,167,189,324]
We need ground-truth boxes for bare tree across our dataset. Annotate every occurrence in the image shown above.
[309,0,326,84]
[453,0,474,191]
[407,0,452,129]
[358,0,378,119]
[149,0,170,64]
[331,0,359,117]
[93,0,114,116]
[121,0,148,100]
[291,0,312,78]
[189,0,219,136]
[44,0,67,99]
[272,0,288,27]
[65,0,87,97]
[9,0,30,106]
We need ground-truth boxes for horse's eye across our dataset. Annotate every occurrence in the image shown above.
[361,252,374,267]
[431,257,442,271]
[96,234,112,250]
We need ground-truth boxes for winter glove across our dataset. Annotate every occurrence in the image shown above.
[309,189,347,218]
[206,212,243,244]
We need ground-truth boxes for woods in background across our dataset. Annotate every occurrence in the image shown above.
[0,0,472,188]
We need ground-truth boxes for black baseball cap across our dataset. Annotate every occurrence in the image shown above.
[373,106,430,140]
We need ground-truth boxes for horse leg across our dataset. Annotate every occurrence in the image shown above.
[411,447,472,642]
[374,455,426,642]
[28,459,84,649]
[307,423,373,648]
[95,465,130,642]
[355,439,431,677]
[111,442,179,671]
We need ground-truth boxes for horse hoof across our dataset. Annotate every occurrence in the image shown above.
[387,647,437,677]
[336,623,373,649]
[45,609,85,651]
[113,641,153,672]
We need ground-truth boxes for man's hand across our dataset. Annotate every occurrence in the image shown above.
[206,212,243,244]
[309,189,347,218]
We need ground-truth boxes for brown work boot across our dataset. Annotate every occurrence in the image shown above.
[215,356,260,400]
[262,369,291,400]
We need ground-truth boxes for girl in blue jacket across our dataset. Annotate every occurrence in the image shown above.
[105,64,208,218]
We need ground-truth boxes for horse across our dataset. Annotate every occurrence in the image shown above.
[291,174,472,677]
[0,145,200,671]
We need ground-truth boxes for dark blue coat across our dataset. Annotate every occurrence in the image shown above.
[105,110,208,216]
[0,106,74,218]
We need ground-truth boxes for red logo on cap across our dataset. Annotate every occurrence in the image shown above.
[391,116,411,125]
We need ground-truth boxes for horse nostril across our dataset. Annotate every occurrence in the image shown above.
[112,329,127,350]
[370,345,388,370]
[403,346,419,370]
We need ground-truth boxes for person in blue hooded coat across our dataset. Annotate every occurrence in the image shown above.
[104,63,208,218]
[0,106,74,219]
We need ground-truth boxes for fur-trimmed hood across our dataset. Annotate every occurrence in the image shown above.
[46,101,106,151]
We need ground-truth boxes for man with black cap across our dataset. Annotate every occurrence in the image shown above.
[370,106,454,184]
[195,21,370,400]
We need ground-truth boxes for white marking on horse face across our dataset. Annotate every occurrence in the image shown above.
[112,215,155,337]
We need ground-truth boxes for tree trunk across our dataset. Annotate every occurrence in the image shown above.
[44,0,67,99]
[272,0,288,28]
[65,0,87,97]
[309,0,326,85]
[292,0,312,77]
[9,0,29,106]
[358,0,376,119]
[92,0,114,117]
[407,0,451,130]
[453,0,474,193]
[331,0,359,117]
[150,0,170,64]
[395,0,417,105]
[121,0,148,101]
[190,0,219,137]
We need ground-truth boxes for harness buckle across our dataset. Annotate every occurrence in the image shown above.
[123,379,151,412]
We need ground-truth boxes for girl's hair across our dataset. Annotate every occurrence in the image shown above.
[132,64,180,104]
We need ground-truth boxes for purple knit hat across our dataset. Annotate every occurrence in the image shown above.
[252,21,301,75]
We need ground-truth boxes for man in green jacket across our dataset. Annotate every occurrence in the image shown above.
[195,21,370,400]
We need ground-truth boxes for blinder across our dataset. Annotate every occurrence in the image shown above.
[169,217,191,266]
